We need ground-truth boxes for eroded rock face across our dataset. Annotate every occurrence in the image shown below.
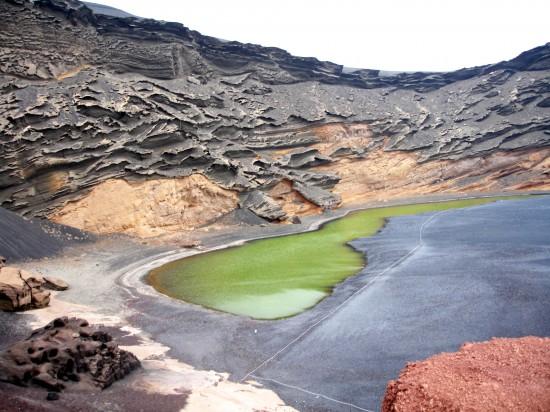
[0,317,140,392]
[0,266,51,311]
[49,174,239,237]
[0,0,549,229]
[382,337,550,412]
[240,190,286,221]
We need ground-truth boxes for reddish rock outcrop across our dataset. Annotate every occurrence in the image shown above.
[382,337,550,412]
[0,317,140,392]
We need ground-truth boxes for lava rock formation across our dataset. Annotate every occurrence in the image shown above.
[0,0,549,235]
[0,316,140,392]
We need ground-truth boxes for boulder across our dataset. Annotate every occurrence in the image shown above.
[0,267,50,311]
[0,256,6,268]
[241,190,286,221]
[293,182,341,210]
[0,317,141,392]
[382,336,550,412]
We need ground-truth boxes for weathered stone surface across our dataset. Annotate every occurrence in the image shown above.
[279,149,332,169]
[0,0,548,227]
[0,266,50,311]
[293,183,341,210]
[0,317,140,392]
[42,276,69,291]
[241,190,286,221]
[48,175,239,237]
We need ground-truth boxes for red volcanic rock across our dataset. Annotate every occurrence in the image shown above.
[382,337,550,412]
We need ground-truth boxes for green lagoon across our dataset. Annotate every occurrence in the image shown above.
[148,196,521,319]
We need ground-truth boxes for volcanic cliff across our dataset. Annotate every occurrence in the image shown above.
[1,0,549,237]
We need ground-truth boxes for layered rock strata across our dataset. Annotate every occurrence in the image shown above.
[0,0,549,235]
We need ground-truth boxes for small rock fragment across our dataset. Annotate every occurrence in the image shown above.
[43,276,69,291]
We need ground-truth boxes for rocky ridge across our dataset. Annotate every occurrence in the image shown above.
[0,0,549,234]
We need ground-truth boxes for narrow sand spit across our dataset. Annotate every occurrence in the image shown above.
[24,294,295,411]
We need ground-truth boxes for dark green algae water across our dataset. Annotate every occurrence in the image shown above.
[148,197,522,320]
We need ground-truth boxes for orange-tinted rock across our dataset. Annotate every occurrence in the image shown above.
[382,337,550,412]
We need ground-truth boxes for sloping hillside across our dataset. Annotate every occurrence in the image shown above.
[0,0,548,236]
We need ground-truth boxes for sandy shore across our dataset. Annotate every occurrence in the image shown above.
[1,190,547,411]
[4,238,296,412]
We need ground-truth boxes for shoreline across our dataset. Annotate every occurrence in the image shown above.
[1,190,548,411]
[122,190,546,310]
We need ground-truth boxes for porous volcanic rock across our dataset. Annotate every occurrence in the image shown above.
[0,317,140,392]
[0,0,549,231]
[241,190,287,221]
[382,336,550,412]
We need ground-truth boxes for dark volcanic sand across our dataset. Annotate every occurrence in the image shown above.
[1,194,549,411]
[0,207,92,262]
[124,196,550,411]
[0,381,188,412]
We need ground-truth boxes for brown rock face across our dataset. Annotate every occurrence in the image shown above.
[49,174,239,238]
[0,317,140,392]
[382,337,550,412]
[42,276,69,291]
[1,0,549,229]
[0,266,50,311]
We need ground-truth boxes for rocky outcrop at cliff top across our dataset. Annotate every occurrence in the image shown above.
[0,317,140,392]
[382,337,550,412]
[0,0,549,223]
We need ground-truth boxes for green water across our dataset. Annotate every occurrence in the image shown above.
[148,196,521,319]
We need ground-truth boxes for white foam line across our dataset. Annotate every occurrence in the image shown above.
[249,374,374,412]
[240,210,446,383]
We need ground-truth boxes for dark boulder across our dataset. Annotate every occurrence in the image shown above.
[0,317,140,392]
